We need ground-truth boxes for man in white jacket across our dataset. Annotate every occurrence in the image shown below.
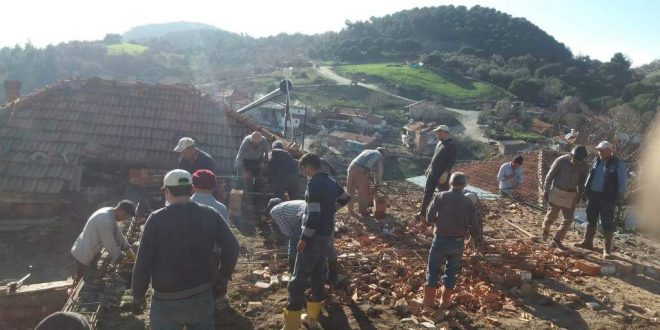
[71,200,136,281]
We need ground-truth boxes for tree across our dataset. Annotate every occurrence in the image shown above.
[508,77,544,102]
[103,33,122,45]
[629,93,658,113]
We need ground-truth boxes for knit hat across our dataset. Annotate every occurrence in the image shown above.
[192,169,217,190]
[266,198,282,214]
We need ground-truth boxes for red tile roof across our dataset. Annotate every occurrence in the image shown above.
[0,78,274,195]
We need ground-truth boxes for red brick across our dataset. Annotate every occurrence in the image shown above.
[575,260,600,276]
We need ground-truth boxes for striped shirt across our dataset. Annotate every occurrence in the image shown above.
[350,150,384,184]
[270,201,306,237]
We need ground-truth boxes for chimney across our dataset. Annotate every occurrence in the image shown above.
[4,80,21,104]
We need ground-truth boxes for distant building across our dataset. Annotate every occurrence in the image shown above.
[326,131,377,152]
[402,121,438,154]
[321,106,387,130]
[219,89,252,110]
[498,140,528,156]
[529,118,559,137]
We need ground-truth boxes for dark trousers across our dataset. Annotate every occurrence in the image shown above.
[287,234,331,311]
[272,175,301,200]
[586,192,616,232]
[75,261,87,282]
[420,175,448,214]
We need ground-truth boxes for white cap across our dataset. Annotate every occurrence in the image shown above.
[174,137,195,152]
[162,169,192,188]
[433,125,450,133]
[595,141,614,150]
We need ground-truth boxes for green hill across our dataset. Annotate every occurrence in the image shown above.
[334,63,509,103]
[122,21,219,41]
[107,43,148,55]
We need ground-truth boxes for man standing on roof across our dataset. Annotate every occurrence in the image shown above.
[423,172,482,309]
[174,137,217,174]
[283,153,351,330]
[269,140,301,200]
[191,169,229,225]
[132,170,239,328]
[71,200,136,282]
[541,146,589,250]
[346,147,386,218]
[415,125,457,221]
[497,155,524,195]
[575,141,627,259]
[236,131,270,190]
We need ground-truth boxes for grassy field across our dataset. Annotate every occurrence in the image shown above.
[335,63,508,102]
[107,43,149,55]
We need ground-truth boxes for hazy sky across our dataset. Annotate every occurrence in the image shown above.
[2,0,658,65]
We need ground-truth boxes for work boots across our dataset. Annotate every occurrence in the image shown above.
[422,286,438,309]
[574,225,596,249]
[282,309,301,330]
[439,286,453,309]
[603,231,615,259]
[302,301,323,329]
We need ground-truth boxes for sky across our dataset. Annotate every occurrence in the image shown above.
[2,0,658,66]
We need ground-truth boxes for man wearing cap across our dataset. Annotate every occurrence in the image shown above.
[415,125,457,221]
[236,131,270,190]
[423,172,482,309]
[497,155,524,195]
[346,147,386,217]
[191,169,229,225]
[132,169,239,328]
[71,200,136,282]
[174,137,217,174]
[576,141,627,259]
[269,140,301,200]
[541,146,589,250]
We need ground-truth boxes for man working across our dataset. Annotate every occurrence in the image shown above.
[497,155,524,194]
[71,200,136,281]
[423,173,482,309]
[191,169,229,225]
[575,141,627,259]
[236,131,270,190]
[132,169,239,329]
[415,125,457,221]
[174,137,216,174]
[542,146,589,250]
[267,198,306,274]
[269,140,301,200]
[346,147,386,217]
[283,153,351,330]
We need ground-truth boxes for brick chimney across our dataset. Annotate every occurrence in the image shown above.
[4,80,21,103]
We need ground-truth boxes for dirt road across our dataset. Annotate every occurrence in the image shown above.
[316,66,418,103]
[444,106,490,143]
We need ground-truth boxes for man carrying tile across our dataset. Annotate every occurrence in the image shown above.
[235,131,270,191]
[346,147,386,218]
[541,146,589,250]
[497,155,524,195]
[423,172,482,309]
[174,137,217,174]
[283,153,351,330]
[575,141,627,259]
[132,169,239,329]
[415,125,457,222]
[70,200,136,282]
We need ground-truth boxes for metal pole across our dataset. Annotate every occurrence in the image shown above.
[302,106,308,150]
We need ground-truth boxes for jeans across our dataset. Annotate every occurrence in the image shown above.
[272,175,301,200]
[288,227,336,262]
[287,234,331,311]
[586,192,616,232]
[426,235,464,289]
[150,290,214,330]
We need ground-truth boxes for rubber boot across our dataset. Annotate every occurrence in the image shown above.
[574,225,596,249]
[603,231,614,259]
[302,301,323,329]
[282,309,301,330]
[422,285,438,309]
[439,286,453,309]
[288,258,296,274]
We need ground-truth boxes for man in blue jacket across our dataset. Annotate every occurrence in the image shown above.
[283,153,351,330]
[132,169,239,329]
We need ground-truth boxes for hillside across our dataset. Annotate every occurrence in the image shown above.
[334,63,509,104]
[122,21,219,41]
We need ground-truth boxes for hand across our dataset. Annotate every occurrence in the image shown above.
[543,191,549,202]
[297,240,307,253]
[132,297,145,315]
[126,250,136,262]
[214,277,228,298]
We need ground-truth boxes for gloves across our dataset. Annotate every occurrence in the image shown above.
[132,297,145,315]
[214,276,229,298]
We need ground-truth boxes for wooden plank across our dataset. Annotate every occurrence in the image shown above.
[0,280,73,296]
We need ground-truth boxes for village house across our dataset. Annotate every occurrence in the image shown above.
[401,121,438,154]
[218,88,252,110]
[529,118,559,137]
[326,130,377,152]
[0,78,279,220]
[246,102,309,130]
[498,140,528,156]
